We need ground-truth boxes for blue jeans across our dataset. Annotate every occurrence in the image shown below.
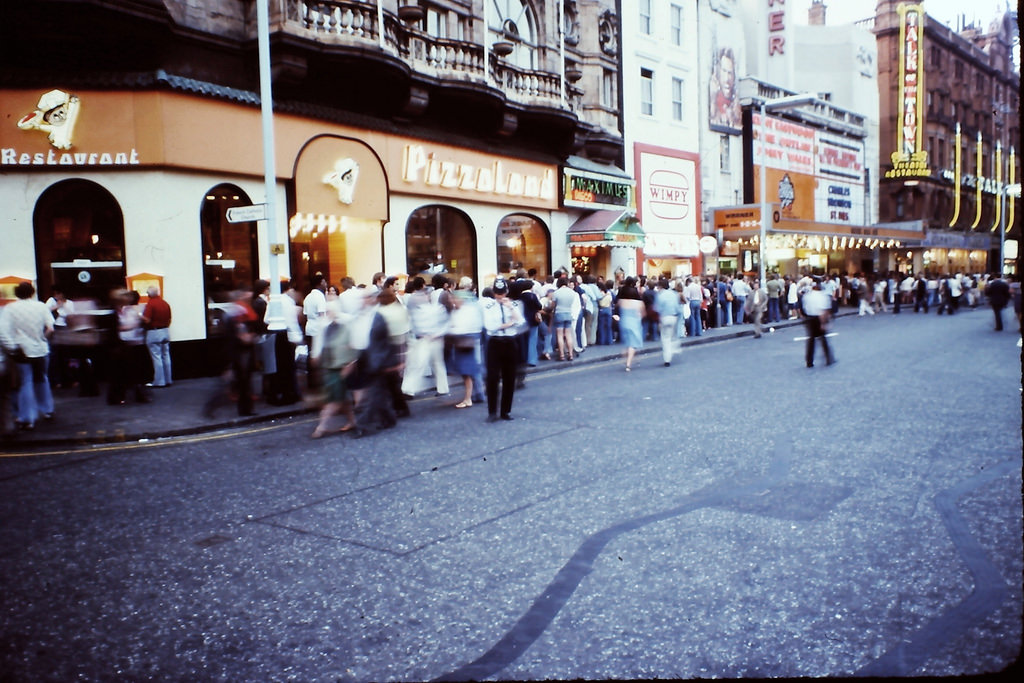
[767,298,780,323]
[688,301,703,336]
[526,324,539,365]
[719,301,732,326]
[146,327,172,386]
[733,297,746,324]
[16,355,55,425]
[597,308,613,345]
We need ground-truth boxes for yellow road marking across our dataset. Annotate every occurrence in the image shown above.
[1,416,317,459]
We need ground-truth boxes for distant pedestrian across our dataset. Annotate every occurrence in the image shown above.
[746,279,768,338]
[203,288,259,418]
[142,285,172,387]
[311,300,357,438]
[615,277,645,372]
[803,278,835,368]
[653,278,682,366]
[985,273,1011,331]
[108,289,151,406]
[348,287,398,437]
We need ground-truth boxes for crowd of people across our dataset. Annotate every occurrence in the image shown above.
[0,267,1019,439]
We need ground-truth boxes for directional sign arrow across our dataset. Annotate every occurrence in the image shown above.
[226,204,267,223]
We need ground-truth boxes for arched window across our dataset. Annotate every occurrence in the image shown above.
[496,213,549,278]
[491,0,538,70]
[406,205,477,286]
[33,178,125,305]
[200,184,257,329]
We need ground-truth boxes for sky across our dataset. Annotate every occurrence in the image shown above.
[789,0,1015,29]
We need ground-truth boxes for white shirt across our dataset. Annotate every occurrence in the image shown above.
[302,288,327,337]
[482,296,524,337]
[0,298,54,358]
[803,288,831,316]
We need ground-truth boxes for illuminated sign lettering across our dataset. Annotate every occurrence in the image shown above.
[886,3,930,179]
[402,144,555,201]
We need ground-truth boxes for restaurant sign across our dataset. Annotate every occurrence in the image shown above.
[562,167,635,211]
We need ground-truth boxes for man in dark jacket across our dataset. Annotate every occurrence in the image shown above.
[985,274,1011,331]
[349,287,398,437]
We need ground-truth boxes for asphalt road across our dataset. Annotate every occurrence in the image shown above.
[1,307,1021,681]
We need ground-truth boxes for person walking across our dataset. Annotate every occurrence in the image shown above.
[482,278,524,422]
[985,273,1011,331]
[142,285,172,387]
[615,277,645,372]
[802,278,835,368]
[0,282,55,430]
[108,289,151,405]
[913,273,929,313]
[311,299,357,438]
[747,279,768,338]
[401,276,450,398]
[348,287,398,437]
[653,278,683,366]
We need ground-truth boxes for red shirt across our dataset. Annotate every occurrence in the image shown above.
[143,296,172,329]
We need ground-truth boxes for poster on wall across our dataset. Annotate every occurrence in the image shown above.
[708,21,742,134]
[753,113,866,226]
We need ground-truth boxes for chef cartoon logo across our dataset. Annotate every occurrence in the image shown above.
[18,89,81,150]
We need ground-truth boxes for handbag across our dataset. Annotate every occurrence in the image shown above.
[726,290,734,302]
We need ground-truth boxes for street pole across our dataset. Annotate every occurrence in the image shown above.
[256,0,284,326]
[759,101,768,286]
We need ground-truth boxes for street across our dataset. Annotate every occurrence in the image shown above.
[1,308,1021,681]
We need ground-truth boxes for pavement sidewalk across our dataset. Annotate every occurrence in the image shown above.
[2,313,815,449]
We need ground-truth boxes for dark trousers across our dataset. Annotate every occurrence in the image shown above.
[355,373,396,432]
[107,343,149,404]
[265,331,300,405]
[486,336,518,417]
[384,368,409,415]
[993,305,1006,331]
[805,316,833,366]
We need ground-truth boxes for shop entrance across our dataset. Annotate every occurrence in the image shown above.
[200,184,258,335]
[33,178,126,305]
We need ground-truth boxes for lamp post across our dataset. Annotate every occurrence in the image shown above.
[256,0,284,327]
[758,93,817,285]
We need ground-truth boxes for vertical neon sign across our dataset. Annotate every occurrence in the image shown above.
[886,3,930,178]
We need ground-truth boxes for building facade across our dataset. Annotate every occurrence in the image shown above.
[872,0,1020,275]
[0,0,626,374]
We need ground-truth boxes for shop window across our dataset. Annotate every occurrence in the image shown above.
[200,184,258,331]
[496,213,550,278]
[405,205,477,286]
[32,178,126,305]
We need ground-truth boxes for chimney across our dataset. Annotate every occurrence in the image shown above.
[808,0,827,26]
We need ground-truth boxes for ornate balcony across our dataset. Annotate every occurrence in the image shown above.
[277,0,588,149]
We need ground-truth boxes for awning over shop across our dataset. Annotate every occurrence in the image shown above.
[567,210,645,248]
